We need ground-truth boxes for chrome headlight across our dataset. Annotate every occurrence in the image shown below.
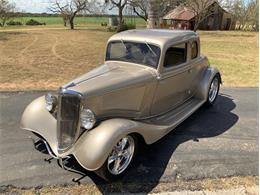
[80,109,96,130]
[45,93,57,112]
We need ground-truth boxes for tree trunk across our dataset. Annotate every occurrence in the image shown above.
[117,7,124,32]
[193,16,201,32]
[147,0,158,28]
[192,18,198,32]
[69,19,74,29]
[62,16,67,27]
[69,15,76,30]
[194,21,199,32]
[2,17,7,27]
[69,20,74,29]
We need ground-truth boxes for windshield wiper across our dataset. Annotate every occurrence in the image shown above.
[145,41,157,57]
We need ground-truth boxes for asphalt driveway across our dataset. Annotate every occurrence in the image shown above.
[0,88,258,193]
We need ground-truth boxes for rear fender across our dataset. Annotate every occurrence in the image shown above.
[196,66,221,100]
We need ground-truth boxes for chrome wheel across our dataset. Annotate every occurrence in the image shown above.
[107,135,135,175]
[208,77,219,103]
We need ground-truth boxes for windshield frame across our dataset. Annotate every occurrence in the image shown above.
[105,40,161,69]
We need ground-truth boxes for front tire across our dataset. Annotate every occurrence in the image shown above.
[95,134,137,181]
[205,75,220,106]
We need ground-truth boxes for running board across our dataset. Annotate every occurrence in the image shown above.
[143,97,205,128]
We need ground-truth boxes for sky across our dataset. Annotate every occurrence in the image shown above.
[11,0,250,14]
[11,0,52,13]
[11,0,112,14]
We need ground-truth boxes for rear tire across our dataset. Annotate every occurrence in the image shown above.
[95,134,138,182]
[205,75,220,106]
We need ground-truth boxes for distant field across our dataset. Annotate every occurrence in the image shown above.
[11,16,146,26]
[0,27,258,91]
[199,31,258,87]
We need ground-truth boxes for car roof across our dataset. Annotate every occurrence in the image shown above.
[108,29,198,48]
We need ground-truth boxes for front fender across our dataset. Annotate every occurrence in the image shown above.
[20,96,59,155]
[72,118,168,171]
[196,66,221,100]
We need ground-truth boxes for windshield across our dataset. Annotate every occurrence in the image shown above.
[106,41,161,68]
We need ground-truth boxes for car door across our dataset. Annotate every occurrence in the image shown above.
[151,42,192,116]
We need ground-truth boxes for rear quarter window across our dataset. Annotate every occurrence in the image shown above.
[191,41,198,59]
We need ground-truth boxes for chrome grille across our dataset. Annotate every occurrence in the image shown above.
[57,91,81,152]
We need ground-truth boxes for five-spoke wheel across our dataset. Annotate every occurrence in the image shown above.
[95,134,137,181]
[206,75,220,106]
[107,135,135,175]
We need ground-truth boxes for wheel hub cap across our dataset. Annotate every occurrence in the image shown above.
[107,136,135,175]
[209,77,219,103]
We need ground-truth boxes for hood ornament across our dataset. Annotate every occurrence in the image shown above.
[63,82,76,89]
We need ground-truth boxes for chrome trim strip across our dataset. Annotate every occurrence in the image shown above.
[42,139,58,159]
[63,82,76,89]
[60,88,83,97]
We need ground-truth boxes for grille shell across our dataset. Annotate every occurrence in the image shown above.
[57,91,81,152]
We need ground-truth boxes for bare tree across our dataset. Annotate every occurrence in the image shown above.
[227,0,259,31]
[129,0,148,21]
[0,0,15,27]
[130,0,182,22]
[105,0,128,31]
[61,12,70,27]
[49,0,93,29]
[157,0,183,17]
[228,0,248,30]
[247,0,259,31]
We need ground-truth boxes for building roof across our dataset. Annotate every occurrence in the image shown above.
[163,5,195,21]
[163,0,228,21]
[108,29,198,48]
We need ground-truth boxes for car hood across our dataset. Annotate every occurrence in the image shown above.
[63,61,157,96]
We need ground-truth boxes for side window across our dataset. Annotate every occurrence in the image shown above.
[191,41,198,59]
[164,43,187,67]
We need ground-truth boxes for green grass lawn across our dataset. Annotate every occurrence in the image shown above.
[10,16,146,26]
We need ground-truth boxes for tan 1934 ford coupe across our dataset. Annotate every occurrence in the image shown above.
[21,29,221,181]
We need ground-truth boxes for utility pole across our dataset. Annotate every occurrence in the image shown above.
[147,0,158,28]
